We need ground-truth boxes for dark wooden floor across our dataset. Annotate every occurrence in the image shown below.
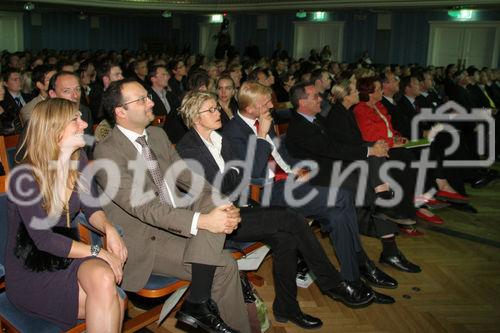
[134,169,500,333]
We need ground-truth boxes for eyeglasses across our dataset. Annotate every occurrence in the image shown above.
[120,93,153,107]
[198,105,222,114]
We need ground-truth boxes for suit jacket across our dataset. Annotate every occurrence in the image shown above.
[286,111,367,186]
[0,91,26,134]
[394,95,430,139]
[88,82,104,122]
[158,92,187,144]
[325,102,365,147]
[94,126,224,291]
[148,88,177,117]
[222,113,296,179]
[468,84,491,109]
[20,94,45,124]
[176,128,244,197]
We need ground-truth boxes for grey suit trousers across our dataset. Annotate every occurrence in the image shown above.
[151,229,251,333]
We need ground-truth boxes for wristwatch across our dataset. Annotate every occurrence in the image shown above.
[90,244,101,257]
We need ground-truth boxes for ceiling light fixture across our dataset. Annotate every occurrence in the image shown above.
[23,2,35,11]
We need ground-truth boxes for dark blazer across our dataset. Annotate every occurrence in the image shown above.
[325,102,365,147]
[468,84,492,109]
[176,128,244,196]
[160,92,187,144]
[80,104,93,135]
[286,111,367,186]
[168,76,187,103]
[148,88,178,117]
[222,113,296,179]
[393,95,427,139]
[88,82,104,122]
[148,88,187,143]
[448,84,474,110]
[0,91,27,134]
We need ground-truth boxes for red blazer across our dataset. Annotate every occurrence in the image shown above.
[353,101,400,147]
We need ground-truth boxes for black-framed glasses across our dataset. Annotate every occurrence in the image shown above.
[198,105,222,114]
[120,93,153,107]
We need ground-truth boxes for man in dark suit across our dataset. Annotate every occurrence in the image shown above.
[94,79,248,333]
[285,81,421,274]
[146,65,187,143]
[467,67,492,109]
[89,61,124,123]
[176,92,376,328]
[0,69,30,135]
[222,82,393,289]
[394,75,431,139]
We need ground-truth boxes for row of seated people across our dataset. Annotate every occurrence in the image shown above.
[2,80,409,333]
[2,64,497,332]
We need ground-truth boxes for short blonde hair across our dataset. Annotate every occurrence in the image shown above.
[330,80,353,104]
[237,81,272,112]
[179,91,217,128]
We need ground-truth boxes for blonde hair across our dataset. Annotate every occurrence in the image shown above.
[330,80,353,104]
[179,91,217,128]
[237,81,272,112]
[17,98,82,216]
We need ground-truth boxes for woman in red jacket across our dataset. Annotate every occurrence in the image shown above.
[353,77,444,229]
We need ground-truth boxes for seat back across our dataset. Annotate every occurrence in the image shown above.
[0,134,20,173]
[0,176,7,270]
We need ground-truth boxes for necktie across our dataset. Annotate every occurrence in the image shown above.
[412,100,420,113]
[313,117,326,134]
[135,136,171,205]
[254,120,288,181]
[481,88,496,108]
[163,96,171,114]
[14,97,22,108]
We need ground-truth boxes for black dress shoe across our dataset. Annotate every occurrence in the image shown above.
[449,203,478,214]
[274,311,323,329]
[360,259,398,289]
[471,174,495,188]
[379,251,421,273]
[373,291,395,304]
[176,299,239,333]
[324,281,374,307]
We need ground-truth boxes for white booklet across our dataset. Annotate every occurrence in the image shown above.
[237,245,271,271]
[158,285,189,325]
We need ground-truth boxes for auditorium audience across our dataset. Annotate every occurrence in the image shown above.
[176,91,378,329]
[1,42,498,332]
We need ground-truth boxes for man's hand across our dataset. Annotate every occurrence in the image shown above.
[198,204,241,234]
[368,140,389,157]
[257,109,273,138]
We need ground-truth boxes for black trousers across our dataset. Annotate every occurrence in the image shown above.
[228,207,342,316]
[264,180,362,282]
[387,147,417,218]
